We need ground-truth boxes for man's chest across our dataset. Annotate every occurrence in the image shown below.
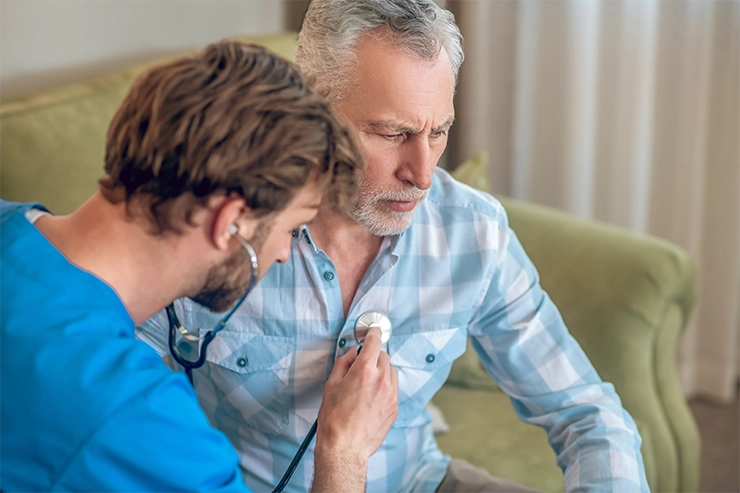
[236,245,489,346]
[332,247,381,318]
[187,240,495,432]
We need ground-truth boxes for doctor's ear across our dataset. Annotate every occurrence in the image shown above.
[211,197,251,250]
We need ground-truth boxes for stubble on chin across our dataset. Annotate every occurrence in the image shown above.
[190,246,251,313]
[349,189,426,237]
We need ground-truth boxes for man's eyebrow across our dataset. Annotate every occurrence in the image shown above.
[365,120,420,135]
[432,117,455,133]
[365,118,455,135]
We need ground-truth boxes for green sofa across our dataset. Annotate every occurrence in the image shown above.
[0,33,700,493]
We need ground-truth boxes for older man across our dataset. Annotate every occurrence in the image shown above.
[138,1,649,492]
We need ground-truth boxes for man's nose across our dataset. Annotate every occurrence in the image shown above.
[396,136,436,190]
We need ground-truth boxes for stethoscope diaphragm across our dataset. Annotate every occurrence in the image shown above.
[354,311,392,345]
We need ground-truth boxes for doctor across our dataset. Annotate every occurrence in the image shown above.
[1,41,398,492]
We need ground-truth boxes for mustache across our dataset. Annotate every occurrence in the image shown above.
[373,187,428,202]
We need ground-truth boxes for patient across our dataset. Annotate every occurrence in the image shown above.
[138,1,650,492]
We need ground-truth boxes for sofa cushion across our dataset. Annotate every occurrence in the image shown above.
[433,384,658,492]
[432,385,565,492]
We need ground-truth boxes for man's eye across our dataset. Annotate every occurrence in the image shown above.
[381,133,402,141]
[431,130,448,139]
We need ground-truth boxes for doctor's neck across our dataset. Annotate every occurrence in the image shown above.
[33,191,213,325]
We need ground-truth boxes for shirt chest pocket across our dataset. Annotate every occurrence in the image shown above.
[389,327,466,428]
[198,331,294,434]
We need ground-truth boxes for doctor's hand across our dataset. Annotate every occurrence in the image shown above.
[311,327,398,493]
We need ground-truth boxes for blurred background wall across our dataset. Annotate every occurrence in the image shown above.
[0,0,285,101]
[2,0,738,404]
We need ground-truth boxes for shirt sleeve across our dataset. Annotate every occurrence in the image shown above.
[53,371,251,492]
[467,209,650,493]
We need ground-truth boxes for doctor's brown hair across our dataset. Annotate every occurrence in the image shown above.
[100,40,361,234]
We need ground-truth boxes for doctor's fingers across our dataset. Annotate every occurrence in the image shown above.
[390,364,398,393]
[378,363,399,424]
[376,347,392,370]
[372,352,397,398]
[327,347,358,383]
[355,327,384,364]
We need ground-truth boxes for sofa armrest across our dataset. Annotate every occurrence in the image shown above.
[497,195,699,493]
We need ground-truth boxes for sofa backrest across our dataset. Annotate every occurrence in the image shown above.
[0,33,298,215]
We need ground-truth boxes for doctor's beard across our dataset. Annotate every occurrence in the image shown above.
[191,222,268,313]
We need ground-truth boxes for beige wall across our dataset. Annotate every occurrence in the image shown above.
[0,0,285,102]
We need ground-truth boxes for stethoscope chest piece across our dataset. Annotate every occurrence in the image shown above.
[354,311,392,345]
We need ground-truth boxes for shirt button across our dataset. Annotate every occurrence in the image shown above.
[426,354,435,363]
[237,357,248,367]
[324,271,335,281]
[338,338,346,348]
[292,230,299,238]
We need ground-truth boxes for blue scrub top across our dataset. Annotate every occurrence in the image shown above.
[0,201,250,492]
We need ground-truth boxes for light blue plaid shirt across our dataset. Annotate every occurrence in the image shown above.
[138,169,648,493]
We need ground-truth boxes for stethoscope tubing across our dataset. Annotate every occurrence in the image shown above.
[272,419,318,493]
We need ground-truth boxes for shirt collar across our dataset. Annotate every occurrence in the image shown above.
[298,225,318,253]
[299,224,404,257]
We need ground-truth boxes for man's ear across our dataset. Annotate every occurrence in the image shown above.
[211,197,255,251]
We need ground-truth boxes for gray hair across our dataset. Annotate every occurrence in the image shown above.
[296,0,464,102]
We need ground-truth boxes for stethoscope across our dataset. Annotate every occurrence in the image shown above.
[166,224,393,493]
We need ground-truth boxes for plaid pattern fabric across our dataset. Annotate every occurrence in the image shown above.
[138,169,648,493]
